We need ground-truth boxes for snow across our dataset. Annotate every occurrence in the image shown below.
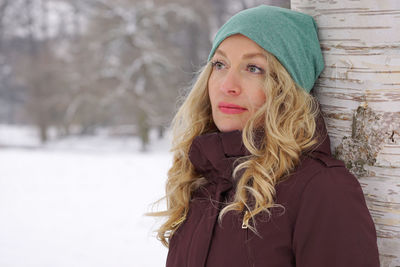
[0,125,170,267]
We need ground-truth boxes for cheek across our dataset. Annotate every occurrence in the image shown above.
[207,79,218,105]
[249,90,266,110]
[259,92,267,106]
[245,77,266,105]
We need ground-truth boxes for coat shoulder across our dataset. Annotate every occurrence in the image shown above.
[275,153,360,218]
[278,153,348,191]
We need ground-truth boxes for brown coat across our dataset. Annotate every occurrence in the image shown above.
[166,118,380,267]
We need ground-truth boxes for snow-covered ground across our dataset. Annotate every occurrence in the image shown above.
[0,125,170,267]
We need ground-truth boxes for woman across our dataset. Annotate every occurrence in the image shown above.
[151,5,380,267]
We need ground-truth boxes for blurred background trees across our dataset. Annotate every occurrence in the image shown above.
[0,0,289,149]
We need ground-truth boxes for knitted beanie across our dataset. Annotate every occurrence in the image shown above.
[208,5,325,93]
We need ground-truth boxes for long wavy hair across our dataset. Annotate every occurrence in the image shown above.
[149,50,320,247]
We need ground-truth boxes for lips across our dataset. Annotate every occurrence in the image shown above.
[218,102,247,114]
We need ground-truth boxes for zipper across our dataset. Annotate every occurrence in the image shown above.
[243,217,255,267]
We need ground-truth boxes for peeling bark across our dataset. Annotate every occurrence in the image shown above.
[334,105,400,176]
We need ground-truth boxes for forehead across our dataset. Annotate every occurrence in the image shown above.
[214,34,268,59]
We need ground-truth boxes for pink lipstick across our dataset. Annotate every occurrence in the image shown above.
[218,102,247,114]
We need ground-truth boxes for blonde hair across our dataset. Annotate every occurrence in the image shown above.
[149,51,319,247]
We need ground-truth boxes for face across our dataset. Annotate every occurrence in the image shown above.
[208,34,267,132]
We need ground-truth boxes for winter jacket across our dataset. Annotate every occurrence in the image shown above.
[166,116,380,267]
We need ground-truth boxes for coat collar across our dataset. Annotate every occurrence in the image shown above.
[188,130,248,180]
[188,113,332,180]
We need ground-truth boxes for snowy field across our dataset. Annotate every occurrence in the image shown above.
[0,125,170,267]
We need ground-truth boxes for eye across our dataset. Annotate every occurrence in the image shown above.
[211,60,225,70]
[247,64,265,74]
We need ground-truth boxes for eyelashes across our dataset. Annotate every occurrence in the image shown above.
[247,64,265,74]
[211,60,265,74]
[211,60,225,70]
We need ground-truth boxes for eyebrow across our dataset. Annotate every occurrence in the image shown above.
[214,49,268,61]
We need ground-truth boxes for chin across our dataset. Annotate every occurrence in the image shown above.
[216,124,244,132]
[212,115,245,132]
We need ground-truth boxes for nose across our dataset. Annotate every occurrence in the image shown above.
[220,69,241,96]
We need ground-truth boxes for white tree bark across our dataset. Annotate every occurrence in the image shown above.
[291,1,400,266]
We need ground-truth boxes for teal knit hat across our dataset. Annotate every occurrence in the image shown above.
[208,5,324,93]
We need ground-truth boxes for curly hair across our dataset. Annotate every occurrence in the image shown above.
[148,50,320,247]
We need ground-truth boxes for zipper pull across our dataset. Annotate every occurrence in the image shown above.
[242,211,250,229]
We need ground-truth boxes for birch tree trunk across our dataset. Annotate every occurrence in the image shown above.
[291,1,400,266]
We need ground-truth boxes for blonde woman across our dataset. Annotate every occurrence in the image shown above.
[151,5,380,267]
